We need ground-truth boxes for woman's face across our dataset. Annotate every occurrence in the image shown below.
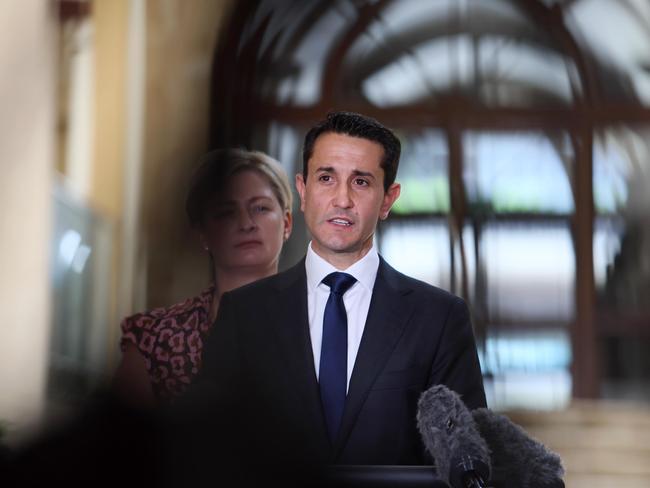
[200,169,292,275]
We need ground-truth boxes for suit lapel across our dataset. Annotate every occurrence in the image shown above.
[269,259,331,445]
[333,257,414,457]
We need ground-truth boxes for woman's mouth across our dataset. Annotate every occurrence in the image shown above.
[235,240,262,248]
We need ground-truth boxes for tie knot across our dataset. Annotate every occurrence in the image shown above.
[322,272,357,295]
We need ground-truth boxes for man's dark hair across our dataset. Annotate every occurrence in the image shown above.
[302,111,401,192]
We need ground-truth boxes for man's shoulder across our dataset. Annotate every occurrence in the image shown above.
[379,256,463,304]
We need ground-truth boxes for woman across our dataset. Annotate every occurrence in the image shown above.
[112,149,293,406]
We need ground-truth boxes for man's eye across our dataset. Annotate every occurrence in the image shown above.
[354,178,369,186]
[318,174,332,182]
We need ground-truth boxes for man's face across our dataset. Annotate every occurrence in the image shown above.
[296,132,400,268]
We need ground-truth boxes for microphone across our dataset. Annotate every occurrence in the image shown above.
[471,408,564,488]
[416,385,491,488]
[417,385,565,488]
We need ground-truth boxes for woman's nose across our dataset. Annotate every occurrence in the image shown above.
[237,207,257,231]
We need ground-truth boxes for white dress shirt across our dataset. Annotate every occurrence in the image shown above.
[305,241,379,392]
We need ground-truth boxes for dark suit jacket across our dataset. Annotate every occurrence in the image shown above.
[195,256,485,472]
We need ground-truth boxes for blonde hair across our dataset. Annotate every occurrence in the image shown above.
[186,148,292,227]
[227,149,292,212]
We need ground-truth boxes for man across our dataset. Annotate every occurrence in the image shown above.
[198,111,485,473]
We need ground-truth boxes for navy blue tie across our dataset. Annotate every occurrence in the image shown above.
[320,272,357,442]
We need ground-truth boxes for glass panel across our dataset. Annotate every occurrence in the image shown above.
[594,126,650,216]
[593,126,650,402]
[481,330,572,411]
[359,34,577,108]
[477,221,574,410]
[263,121,302,178]
[594,126,650,314]
[378,0,531,39]
[257,4,352,106]
[348,0,579,107]
[379,0,459,33]
[460,224,478,302]
[593,216,625,294]
[392,129,450,214]
[377,220,452,290]
[362,35,474,107]
[49,183,113,403]
[593,134,630,214]
[463,131,574,214]
[481,222,575,322]
[380,218,574,410]
[593,126,650,401]
[566,0,650,105]
[361,53,438,108]
[477,38,578,106]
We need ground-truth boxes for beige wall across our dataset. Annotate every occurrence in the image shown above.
[0,1,56,438]
[141,0,233,308]
[93,1,129,220]
[0,0,237,436]
[91,0,137,369]
[88,0,234,360]
[0,0,233,437]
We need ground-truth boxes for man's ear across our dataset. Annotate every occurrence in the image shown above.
[379,182,401,220]
[295,173,307,212]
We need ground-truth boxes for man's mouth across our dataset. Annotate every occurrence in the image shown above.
[328,218,353,226]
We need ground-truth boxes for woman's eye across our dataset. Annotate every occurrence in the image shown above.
[211,209,233,218]
[252,205,269,213]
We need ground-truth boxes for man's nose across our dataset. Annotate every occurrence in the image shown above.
[333,183,353,208]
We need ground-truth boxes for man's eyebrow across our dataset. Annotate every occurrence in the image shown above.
[352,170,375,179]
[315,166,376,179]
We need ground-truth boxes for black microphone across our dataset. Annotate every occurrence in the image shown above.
[471,408,565,488]
[416,385,491,488]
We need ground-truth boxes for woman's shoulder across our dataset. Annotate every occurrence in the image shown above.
[120,285,214,336]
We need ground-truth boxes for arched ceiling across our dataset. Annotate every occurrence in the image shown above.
[212,0,650,141]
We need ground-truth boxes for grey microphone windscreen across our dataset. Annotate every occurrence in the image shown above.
[416,385,491,487]
[472,408,565,488]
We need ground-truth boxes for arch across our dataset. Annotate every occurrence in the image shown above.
[210,0,650,402]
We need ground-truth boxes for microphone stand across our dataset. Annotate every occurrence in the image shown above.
[453,455,490,488]
[460,473,488,488]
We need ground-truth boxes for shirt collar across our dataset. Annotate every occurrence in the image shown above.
[305,240,379,293]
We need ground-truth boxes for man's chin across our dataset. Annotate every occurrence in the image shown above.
[315,238,353,252]
[313,238,369,257]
